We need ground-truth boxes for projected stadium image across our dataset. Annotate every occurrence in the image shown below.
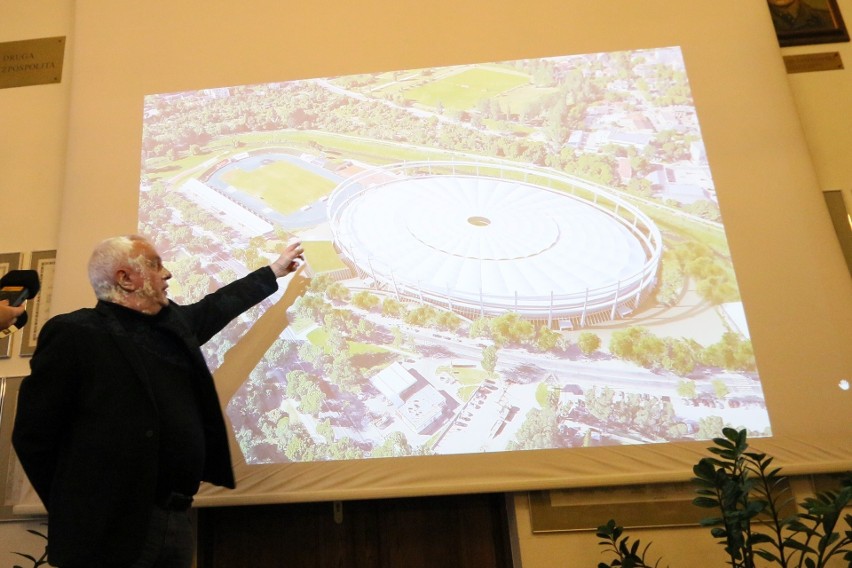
[139,46,771,464]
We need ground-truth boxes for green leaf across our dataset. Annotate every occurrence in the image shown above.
[693,459,717,478]
[693,497,719,508]
[784,539,815,553]
[745,499,768,516]
[711,438,736,450]
[721,427,740,440]
[748,532,774,545]
[744,451,767,462]
[754,549,780,562]
[703,457,727,468]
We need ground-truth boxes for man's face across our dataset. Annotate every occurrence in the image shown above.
[123,240,172,314]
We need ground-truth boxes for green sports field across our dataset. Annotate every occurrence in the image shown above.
[221,161,336,213]
[403,67,529,111]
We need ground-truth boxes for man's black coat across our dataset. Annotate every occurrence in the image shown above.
[12,266,279,567]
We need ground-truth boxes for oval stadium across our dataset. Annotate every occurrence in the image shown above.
[328,161,662,328]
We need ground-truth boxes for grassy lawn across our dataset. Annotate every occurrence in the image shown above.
[501,84,559,115]
[307,327,388,356]
[437,365,487,384]
[404,68,529,111]
[302,240,348,272]
[221,161,335,213]
[437,364,488,402]
[302,131,456,164]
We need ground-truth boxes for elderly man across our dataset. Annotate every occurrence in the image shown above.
[12,234,303,568]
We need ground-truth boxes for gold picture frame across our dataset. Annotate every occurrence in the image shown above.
[0,376,39,519]
[528,478,797,533]
[768,0,850,47]
[19,250,56,357]
[528,482,702,533]
[0,253,24,359]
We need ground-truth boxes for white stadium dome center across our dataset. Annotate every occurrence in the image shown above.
[328,161,662,327]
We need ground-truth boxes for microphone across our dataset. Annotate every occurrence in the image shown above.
[0,270,41,306]
[0,270,40,337]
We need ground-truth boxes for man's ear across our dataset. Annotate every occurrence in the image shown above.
[115,268,137,292]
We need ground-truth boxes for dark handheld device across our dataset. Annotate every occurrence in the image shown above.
[0,270,40,336]
[0,286,29,307]
[0,270,40,306]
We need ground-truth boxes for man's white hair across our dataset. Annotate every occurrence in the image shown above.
[87,235,149,302]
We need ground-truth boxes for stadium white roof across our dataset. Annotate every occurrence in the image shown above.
[333,174,650,316]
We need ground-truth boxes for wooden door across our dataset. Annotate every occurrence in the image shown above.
[197,492,513,568]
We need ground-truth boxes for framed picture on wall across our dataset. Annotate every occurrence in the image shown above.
[0,376,34,519]
[19,250,56,357]
[768,0,850,46]
[0,252,24,359]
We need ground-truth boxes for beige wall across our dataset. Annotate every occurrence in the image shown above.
[784,1,852,192]
[0,3,73,561]
[1,0,851,565]
[0,1,72,378]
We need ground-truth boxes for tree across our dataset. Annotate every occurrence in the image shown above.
[506,407,560,450]
[404,305,439,327]
[326,282,350,303]
[491,312,535,346]
[329,353,361,394]
[577,332,601,356]
[481,345,498,376]
[696,415,725,439]
[469,316,491,339]
[371,431,413,458]
[300,387,326,415]
[711,378,730,400]
[677,379,697,400]
[381,297,405,318]
[661,338,700,375]
[286,369,312,399]
[609,326,665,369]
[352,290,380,311]
[536,326,561,352]
[316,419,334,443]
[702,331,755,372]
[585,386,616,430]
[295,294,330,323]
[308,273,333,295]
[435,310,463,332]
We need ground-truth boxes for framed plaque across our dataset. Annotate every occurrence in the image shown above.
[19,250,56,357]
[0,253,23,359]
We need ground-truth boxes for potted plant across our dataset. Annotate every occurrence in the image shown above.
[11,525,49,568]
[597,428,852,568]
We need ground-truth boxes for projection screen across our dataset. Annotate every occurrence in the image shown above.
[139,46,772,463]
